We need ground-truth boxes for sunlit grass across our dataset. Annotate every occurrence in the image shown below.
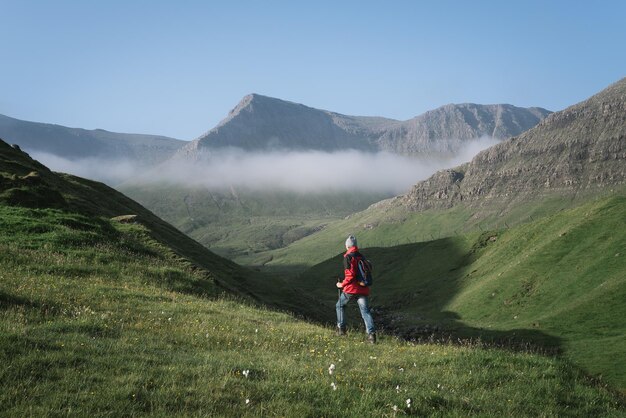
[1,206,623,416]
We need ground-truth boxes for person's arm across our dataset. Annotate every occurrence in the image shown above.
[337,255,355,288]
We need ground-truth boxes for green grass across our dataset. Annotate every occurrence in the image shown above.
[2,139,625,414]
[120,182,391,264]
[0,139,264,294]
[1,205,624,416]
[257,188,624,274]
[293,195,626,390]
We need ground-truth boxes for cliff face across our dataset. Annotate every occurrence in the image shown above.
[177,94,551,159]
[400,78,626,211]
[375,104,551,155]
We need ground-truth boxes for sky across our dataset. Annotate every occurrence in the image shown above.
[1,0,625,140]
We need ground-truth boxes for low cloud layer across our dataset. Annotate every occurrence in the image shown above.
[29,152,140,186]
[31,137,499,194]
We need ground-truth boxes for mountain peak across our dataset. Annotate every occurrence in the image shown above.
[217,94,310,128]
[234,93,302,108]
[180,94,550,156]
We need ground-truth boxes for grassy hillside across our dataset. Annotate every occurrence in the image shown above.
[0,141,260,291]
[260,187,619,273]
[295,195,626,390]
[1,206,624,416]
[1,141,624,414]
[120,182,391,264]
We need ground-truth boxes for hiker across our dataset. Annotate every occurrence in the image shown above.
[336,234,376,344]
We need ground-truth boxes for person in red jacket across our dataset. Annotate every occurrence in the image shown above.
[336,235,376,343]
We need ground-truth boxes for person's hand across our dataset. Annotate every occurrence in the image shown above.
[336,282,343,288]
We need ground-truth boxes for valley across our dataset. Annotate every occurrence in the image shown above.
[0,140,623,416]
[4,3,625,415]
[1,78,625,415]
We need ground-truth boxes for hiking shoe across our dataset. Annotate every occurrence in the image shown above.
[336,326,347,336]
[367,333,376,344]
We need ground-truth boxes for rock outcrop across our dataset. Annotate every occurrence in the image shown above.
[400,78,626,211]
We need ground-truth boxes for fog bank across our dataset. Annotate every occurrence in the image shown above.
[31,137,500,193]
[29,151,139,185]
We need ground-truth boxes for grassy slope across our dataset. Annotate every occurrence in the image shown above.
[1,142,624,414]
[0,141,263,293]
[120,182,391,265]
[295,195,626,389]
[1,205,624,416]
[262,189,613,273]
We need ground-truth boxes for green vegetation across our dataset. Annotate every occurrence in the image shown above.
[120,182,391,264]
[1,205,623,416]
[2,140,625,414]
[0,140,256,292]
[259,188,623,273]
[295,195,626,390]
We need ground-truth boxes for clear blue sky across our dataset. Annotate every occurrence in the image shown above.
[1,0,625,139]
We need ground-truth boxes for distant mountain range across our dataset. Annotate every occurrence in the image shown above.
[0,114,185,164]
[0,96,551,172]
[397,77,626,211]
[177,94,551,158]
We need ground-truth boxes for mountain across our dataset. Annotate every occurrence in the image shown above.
[375,103,551,154]
[123,95,550,265]
[251,78,626,271]
[399,77,626,211]
[176,94,551,158]
[0,113,185,165]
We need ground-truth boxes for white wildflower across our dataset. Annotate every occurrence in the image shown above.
[245,398,250,405]
[369,356,377,360]
[328,363,336,375]
[406,398,412,408]
[392,405,399,412]
[331,382,337,391]
[396,385,401,393]
[398,367,404,372]
[242,369,250,378]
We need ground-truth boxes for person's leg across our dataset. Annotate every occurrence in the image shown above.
[356,295,375,335]
[336,292,351,331]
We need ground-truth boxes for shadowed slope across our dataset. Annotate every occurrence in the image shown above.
[295,196,626,388]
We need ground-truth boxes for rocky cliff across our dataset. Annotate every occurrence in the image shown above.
[400,78,626,211]
[375,103,550,155]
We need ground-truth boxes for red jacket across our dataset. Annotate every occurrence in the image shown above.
[340,246,370,296]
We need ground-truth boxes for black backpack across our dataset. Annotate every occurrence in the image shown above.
[347,252,373,287]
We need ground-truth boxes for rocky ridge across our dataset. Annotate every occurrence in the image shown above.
[399,78,626,211]
[177,94,551,158]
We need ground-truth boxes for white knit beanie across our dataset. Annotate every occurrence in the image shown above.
[345,235,357,249]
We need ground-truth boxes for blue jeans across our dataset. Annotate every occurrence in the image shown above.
[336,292,375,334]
